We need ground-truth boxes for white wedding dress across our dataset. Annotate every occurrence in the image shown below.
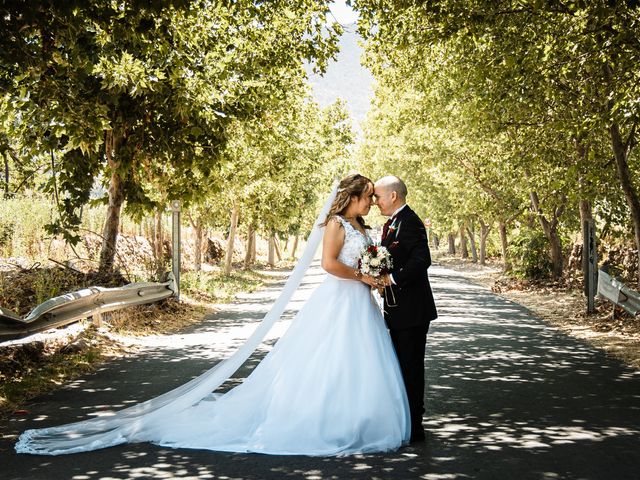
[15,188,410,456]
[135,217,410,455]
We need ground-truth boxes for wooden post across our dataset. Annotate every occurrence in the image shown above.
[583,219,597,314]
[92,311,103,328]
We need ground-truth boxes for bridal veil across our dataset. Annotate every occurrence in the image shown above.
[15,182,339,455]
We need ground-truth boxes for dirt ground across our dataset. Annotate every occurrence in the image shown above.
[435,255,640,371]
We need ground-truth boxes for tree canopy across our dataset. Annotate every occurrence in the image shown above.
[1,0,346,272]
[354,0,640,284]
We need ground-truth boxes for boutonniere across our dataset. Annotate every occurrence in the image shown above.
[388,218,398,232]
[388,219,402,237]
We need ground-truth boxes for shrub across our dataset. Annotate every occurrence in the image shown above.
[0,220,14,253]
[508,228,553,280]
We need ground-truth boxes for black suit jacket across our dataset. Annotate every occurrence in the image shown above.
[382,205,438,330]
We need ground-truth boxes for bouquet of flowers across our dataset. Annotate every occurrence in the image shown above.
[358,244,397,308]
[357,244,393,278]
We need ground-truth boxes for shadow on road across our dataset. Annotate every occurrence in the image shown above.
[1,265,639,479]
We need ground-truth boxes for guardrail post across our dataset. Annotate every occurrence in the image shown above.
[92,310,103,328]
[583,219,597,313]
[171,200,181,301]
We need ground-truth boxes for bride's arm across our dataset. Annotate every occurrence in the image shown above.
[321,218,377,286]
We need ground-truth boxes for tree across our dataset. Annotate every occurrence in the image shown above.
[354,0,640,283]
[1,0,342,272]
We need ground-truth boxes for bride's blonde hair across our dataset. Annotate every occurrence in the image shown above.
[321,173,372,228]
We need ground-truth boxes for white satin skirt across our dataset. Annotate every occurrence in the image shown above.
[136,275,411,456]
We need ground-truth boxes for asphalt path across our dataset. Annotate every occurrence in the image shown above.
[1,264,639,480]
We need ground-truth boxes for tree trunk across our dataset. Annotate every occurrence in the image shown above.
[99,172,125,273]
[268,233,276,267]
[530,191,565,279]
[479,219,491,266]
[224,202,239,275]
[98,131,125,273]
[466,221,478,263]
[3,152,8,198]
[499,221,511,271]
[154,209,163,262]
[274,235,282,262]
[604,63,640,287]
[460,225,468,259]
[193,216,203,272]
[283,237,289,254]
[244,224,254,269]
[291,235,299,259]
[251,233,256,262]
[549,230,564,279]
[447,233,456,255]
[154,209,165,279]
[146,216,154,255]
[609,120,640,287]
[576,137,593,232]
[579,199,593,283]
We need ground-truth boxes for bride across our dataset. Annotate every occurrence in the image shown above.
[16,173,410,456]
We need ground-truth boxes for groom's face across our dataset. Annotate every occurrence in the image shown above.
[374,185,395,217]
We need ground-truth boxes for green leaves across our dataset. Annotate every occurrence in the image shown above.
[1,0,343,258]
[356,0,640,240]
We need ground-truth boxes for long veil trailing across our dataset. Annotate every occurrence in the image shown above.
[15,181,339,456]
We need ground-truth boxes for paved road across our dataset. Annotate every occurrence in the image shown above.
[1,264,639,480]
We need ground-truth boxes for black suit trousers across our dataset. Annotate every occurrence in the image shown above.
[390,325,427,434]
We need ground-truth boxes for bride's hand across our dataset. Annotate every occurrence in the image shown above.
[360,274,379,288]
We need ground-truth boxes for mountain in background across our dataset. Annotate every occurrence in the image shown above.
[306,22,375,134]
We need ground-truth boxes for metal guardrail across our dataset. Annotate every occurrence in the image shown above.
[0,274,177,341]
[597,269,640,316]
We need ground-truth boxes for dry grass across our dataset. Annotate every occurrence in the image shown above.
[0,264,282,416]
[104,298,208,336]
[435,254,640,371]
[0,266,127,317]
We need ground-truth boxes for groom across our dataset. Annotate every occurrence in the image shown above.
[374,175,438,443]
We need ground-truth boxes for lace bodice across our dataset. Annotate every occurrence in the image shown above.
[333,216,371,269]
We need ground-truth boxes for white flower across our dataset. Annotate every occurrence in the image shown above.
[356,244,393,278]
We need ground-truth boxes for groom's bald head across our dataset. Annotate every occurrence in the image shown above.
[374,176,407,216]
[375,176,407,201]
